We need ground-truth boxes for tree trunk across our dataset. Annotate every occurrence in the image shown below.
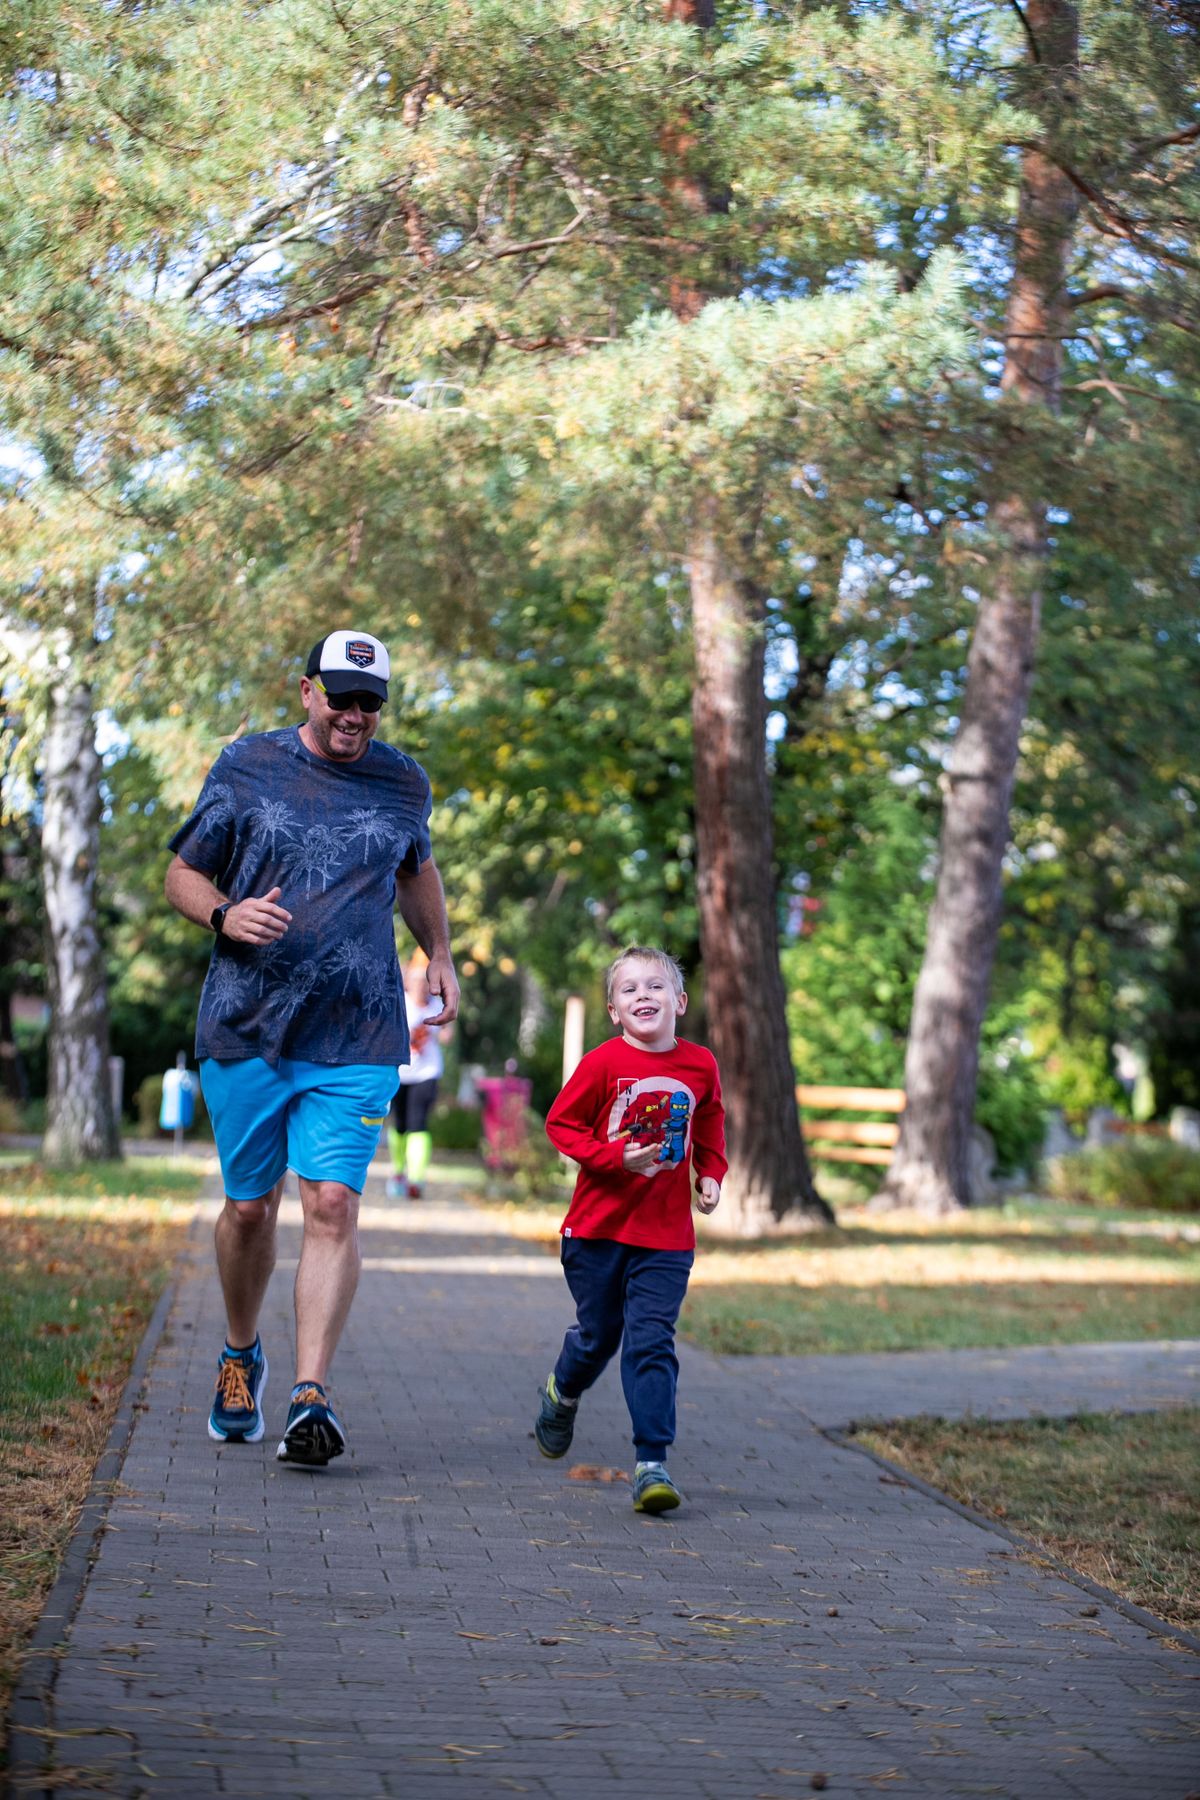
[689,498,832,1232]
[876,0,1080,1213]
[663,0,829,1231]
[40,677,121,1163]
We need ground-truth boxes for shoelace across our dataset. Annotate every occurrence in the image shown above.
[292,1385,325,1408]
[215,1358,254,1412]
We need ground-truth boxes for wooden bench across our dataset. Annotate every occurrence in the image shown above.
[796,1084,905,1166]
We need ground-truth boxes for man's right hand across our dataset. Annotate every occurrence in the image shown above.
[222,887,292,945]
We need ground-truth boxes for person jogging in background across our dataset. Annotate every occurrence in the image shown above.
[164,629,459,1468]
[533,945,725,1514]
[387,951,451,1200]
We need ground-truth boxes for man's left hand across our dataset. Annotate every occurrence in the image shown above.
[425,952,460,1025]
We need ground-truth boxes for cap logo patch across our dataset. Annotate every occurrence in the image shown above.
[345,639,375,668]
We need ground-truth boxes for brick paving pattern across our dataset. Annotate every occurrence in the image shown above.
[11,1180,1199,1799]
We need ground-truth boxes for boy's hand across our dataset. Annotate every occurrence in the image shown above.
[695,1177,721,1214]
[622,1138,663,1175]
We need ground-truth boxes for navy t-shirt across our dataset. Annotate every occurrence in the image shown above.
[168,727,432,1067]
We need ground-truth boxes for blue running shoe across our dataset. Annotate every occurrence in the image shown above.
[632,1462,681,1514]
[208,1339,268,1444]
[276,1383,346,1467]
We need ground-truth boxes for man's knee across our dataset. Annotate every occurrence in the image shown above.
[301,1181,360,1236]
[220,1188,280,1231]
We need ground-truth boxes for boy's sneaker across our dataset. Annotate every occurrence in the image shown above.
[208,1339,268,1444]
[276,1383,346,1467]
[407,1180,423,1200]
[534,1372,578,1459]
[386,1175,405,1201]
[632,1462,681,1514]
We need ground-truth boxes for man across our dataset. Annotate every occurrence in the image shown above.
[165,629,459,1467]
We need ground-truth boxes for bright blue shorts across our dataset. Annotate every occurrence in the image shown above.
[200,1058,399,1202]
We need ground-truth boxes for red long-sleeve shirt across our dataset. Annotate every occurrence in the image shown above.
[546,1036,727,1250]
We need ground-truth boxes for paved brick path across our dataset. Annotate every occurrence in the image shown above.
[10,1179,1200,1799]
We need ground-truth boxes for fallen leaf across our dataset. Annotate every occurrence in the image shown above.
[566,1464,630,1484]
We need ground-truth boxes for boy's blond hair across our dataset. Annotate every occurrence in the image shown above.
[605,945,686,1008]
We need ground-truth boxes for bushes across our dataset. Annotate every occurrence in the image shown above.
[429,1104,483,1152]
[1046,1139,1200,1213]
[485,1111,571,1206]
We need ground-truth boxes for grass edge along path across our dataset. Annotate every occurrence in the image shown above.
[0,1159,200,1762]
[487,1195,1200,1353]
[856,1408,1200,1635]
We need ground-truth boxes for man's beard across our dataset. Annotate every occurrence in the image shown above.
[311,714,371,760]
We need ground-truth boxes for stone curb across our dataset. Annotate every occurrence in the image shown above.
[4,1220,205,1799]
[825,1422,1200,1660]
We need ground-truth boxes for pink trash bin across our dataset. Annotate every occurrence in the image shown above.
[476,1074,532,1170]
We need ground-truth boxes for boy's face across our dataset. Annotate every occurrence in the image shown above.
[608,957,687,1051]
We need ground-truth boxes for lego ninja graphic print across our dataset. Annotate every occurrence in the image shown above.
[610,1078,697,1173]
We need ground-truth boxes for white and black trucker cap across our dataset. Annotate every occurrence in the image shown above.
[305,629,391,701]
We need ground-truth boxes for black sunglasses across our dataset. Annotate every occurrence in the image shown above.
[313,678,384,714]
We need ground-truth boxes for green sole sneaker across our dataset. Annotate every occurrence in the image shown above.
[633,1467,681,1513]
[534,1374,577,1459]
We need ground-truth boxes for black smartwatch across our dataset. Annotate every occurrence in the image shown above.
[210,902,233,935]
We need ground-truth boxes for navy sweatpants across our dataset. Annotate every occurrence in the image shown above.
[553,1237,694,1463]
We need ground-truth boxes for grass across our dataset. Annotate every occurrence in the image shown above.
[857,1409,1200,1632]
[488,1196,1200,1354]
[676,1203,1200,1355]
[0,1159,200,1756]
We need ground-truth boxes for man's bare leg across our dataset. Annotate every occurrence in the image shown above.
[293,1177,362,1387]
[215,1180,284,1347]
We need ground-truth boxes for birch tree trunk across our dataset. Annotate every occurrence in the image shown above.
[40,676,121,1163]
[876,0,1080,1214]
[688,501,832,1231]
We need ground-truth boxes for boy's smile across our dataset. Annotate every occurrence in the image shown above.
[608,956,687,1052]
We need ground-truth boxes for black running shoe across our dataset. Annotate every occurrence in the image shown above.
[534,1372,578,1459]
[276,1384,346,1466]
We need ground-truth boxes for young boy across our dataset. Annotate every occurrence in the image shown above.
[534,946,725,1514]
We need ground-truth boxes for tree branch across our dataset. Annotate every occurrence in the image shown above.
[1007,0,1041,62]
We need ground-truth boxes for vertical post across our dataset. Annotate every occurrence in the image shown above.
[560,996,586,1178]
[109,1056,124,1126]
[562,996,585,1087]
[174,1049,186,1158]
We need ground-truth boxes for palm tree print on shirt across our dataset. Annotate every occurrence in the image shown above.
[198,781,237,841]
[347,808,396,866]
[248,798,297,858]
[260,958,322,1027]
[253,937,289,997]
[329,935,370,995]
[360,956,398,1023]
[205,957,250,1019]
[289,824,347,896]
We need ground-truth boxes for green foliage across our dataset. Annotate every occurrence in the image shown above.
[785,793,1046,1172]
[2,0,1197,1180]
[974,1048,1046,1178]
[1045,1141,1200,1214]
[485,1111,571,1208]
[429,1104,482,1153]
